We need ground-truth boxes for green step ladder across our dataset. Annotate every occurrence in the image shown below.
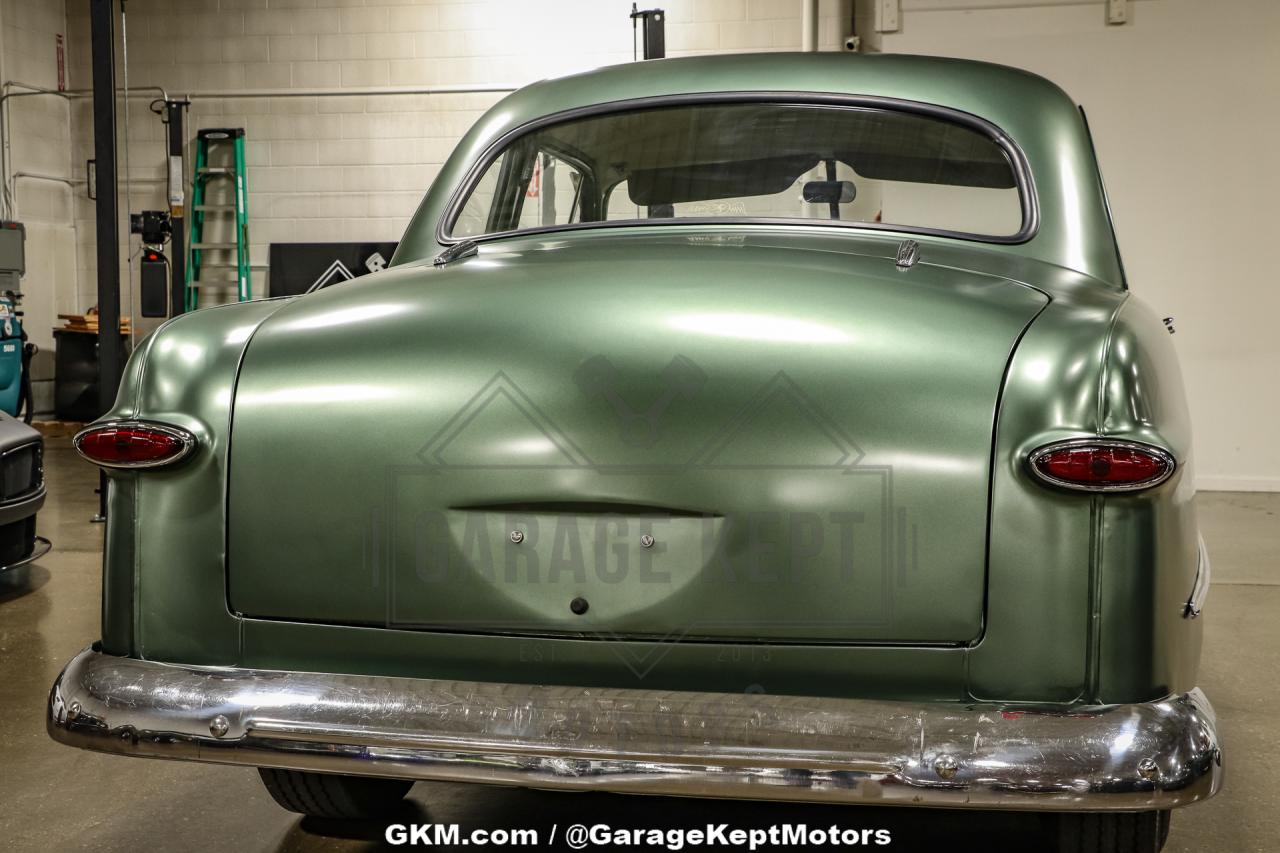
[186,128,250,310]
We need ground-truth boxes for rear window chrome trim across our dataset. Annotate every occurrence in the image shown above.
[437,92,1040,248]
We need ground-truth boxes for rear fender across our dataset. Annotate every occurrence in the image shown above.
[97,300,290,662]
[967,274,1125,702]
[1095,296,1201,702]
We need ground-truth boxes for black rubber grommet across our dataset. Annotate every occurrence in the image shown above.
[569,597,589,615]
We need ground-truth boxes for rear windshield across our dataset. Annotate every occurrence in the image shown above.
[448,101,1026,241]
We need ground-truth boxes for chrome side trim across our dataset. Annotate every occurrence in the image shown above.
[49,649,1222,812]
[72,419,197,470]
[1027,437,1176,493]
[1185,534,1210,619]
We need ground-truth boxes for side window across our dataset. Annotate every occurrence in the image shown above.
[455,149,585,237]
[453,152,506,238]
[516,152,583,230]
[605,180,642,220]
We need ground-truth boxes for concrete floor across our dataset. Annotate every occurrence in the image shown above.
[1,438,1274,851]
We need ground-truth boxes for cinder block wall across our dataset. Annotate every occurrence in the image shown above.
[54,0,848,335]
[0,0,74,409]
[869,0,1280,489]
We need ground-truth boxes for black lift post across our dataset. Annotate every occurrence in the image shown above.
[89,0,121,521]
[165,99,190,316]
[630,4,666,60]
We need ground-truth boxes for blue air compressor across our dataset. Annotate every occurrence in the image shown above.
[0,221,33,421]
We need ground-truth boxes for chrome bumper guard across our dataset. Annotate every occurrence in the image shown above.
[48,648,1221,811]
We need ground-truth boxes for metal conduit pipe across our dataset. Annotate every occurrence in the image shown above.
[1,80,516,205]
[175,83,518,99]
[1,82,171,217]
[15,172,163,187]
[802,0,819,51]
[13,172,83,186]
[1,81,171,103]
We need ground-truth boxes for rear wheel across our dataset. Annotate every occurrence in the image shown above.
[257,768,413,819]
[1054,811,1172,853]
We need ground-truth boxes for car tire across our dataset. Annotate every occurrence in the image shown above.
[1054,811,1172,853]
[257,768,413,819]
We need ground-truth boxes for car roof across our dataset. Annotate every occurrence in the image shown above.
[398,53,1123,286]
[514,53,1072,127]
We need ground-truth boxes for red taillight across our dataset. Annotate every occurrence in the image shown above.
[1029,440,1174,492]
[73,421,195,469]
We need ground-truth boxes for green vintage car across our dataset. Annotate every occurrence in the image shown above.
[50,53,1219,852]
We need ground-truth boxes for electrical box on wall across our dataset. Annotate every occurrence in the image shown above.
[140,250,169,318]
[0,221,26,292]
[876,0,900,33]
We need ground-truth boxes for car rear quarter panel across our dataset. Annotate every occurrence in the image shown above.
[966,273,1199,705]
[98,299,289,663]
[1095,297,1202,702]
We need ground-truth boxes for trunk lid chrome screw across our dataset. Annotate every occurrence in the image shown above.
[209,715,230,738]
[67,701,82,720]
[933,754,959,780]
[1137,758,1160,781]
[509,530,524,544]
[640,534,655,548]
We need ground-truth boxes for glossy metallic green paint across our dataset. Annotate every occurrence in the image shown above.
[396,53,1123,284]
[228,231,1045,645]
[97,299,290,663]
[92,54,1200,706]
[1095,297,1201,701]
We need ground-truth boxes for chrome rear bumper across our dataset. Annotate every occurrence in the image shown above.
[48,648,1221,811]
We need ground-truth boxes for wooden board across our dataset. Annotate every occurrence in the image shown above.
[56,312,133,333]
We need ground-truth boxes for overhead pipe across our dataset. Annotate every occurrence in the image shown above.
[14,171,84,186]
[0,81,171,114]
[0,81,170,218]
[1,77,519,217]
[3,80,511,104]
[175,83,519,100]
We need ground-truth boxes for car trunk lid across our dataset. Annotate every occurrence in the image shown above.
[227,231,1046,644]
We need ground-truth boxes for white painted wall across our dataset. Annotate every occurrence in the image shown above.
[57,0,848,330]
[871,0,1280,489]
[1,0,74,409]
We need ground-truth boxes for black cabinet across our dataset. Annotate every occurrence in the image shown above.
[54,330,129,422]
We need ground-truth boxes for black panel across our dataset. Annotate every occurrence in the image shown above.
[268,242,399,298]
[54,330,129,422]
[140,255,169,317]
[0,515,36,566]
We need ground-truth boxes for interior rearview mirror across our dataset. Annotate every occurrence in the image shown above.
[802,180,856,205]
